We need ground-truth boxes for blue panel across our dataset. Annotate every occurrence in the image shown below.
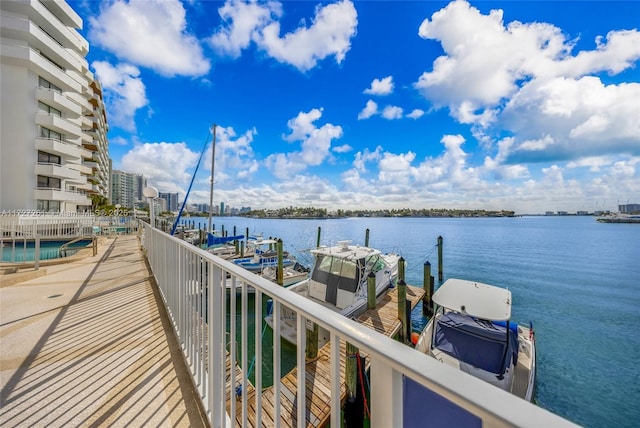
[403,377,482,428]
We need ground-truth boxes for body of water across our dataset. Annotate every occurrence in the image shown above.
[1,239,92,262]
[185,215,639,427]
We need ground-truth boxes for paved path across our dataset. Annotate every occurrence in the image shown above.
[0,235,207,427]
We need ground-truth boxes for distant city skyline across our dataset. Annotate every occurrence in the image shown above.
[69,0,640,215]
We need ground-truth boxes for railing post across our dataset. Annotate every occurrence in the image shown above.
[370,358,403,428]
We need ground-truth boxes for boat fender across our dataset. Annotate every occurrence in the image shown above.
[411,332,420,346]
[266,299,273,316]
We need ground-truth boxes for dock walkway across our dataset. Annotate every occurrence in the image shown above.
[0,235,207,427]
[229,285,426,427]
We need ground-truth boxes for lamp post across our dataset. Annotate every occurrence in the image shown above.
[143,186,159,228]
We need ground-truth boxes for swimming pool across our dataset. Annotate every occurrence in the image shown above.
[1,239,92,262]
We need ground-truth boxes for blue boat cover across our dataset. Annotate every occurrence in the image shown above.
[207,233,244,247]
[434,312,518,375]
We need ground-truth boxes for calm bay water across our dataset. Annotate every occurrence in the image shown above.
[187,215,640,427]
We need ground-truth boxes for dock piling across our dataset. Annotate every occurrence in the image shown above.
[316,226,321,248]
[305,323,318,359]
[397,279,407,343]
[423,261,434,317]
[364,228,370,247]
[398,257,405,282]
[367,272,376,309]
[277,239,284,286]
[437,235,443,281]
[345,342,359,400]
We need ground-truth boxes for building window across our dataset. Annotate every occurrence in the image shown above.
[38,101,61,117]
[40,127,64,141]
[37,175,61,189]
[38,76,61,93]
[37,200,61,212]
[38,151,61,165]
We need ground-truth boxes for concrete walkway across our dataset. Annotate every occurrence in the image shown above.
[0,235,207,427]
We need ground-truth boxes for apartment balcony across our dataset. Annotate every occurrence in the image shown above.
[81,114,93,129]
[34,162,82,181]
[33,188,91,205]
[8,39,83,96]
[0,13,85,76]
[1,0,87,54]
[36,111,81,138]
[35,137,83,160]
[36,87,81,118]
[67,163,93,176]
[81,139,98,152]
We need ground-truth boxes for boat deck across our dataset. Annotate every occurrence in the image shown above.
[228,285,426,427]
[511,349,532,400]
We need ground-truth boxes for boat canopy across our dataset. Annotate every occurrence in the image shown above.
[433,278,511,321]
[311,254,360,306]
[434,312,518,375]
[207,233,244,247]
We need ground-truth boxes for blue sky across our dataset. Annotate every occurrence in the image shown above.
[69,0,640,214]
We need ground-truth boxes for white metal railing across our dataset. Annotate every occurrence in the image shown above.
[0,214,139,239]
[142,223,576,428]
[0,227,41,269]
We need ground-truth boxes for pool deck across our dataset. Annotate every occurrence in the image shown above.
[0,235,208,427]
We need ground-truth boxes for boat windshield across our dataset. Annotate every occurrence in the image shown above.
[312,255,359,294]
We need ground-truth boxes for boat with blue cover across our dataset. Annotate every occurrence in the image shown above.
[232,237,296,272]
[414,278,536,402]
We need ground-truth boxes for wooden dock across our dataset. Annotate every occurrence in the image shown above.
[226,285,426,427]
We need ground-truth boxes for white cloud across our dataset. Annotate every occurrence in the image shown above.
[121,142,199,194]
[89,0,210,77]
[407,109,425,119]
[498,77,640,163]
[333,144,353,153]
[381,105,404,120]
[358,100,378,120]
[206,126,260,183]
[256,0,358,71]
[91,61,148,132]
[364,76,394,95]
[353,146,383,173]
[208,0,282,58]
[266,108,344,179]
[413,0,640,172]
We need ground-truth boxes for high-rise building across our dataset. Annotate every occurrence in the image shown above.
[159,192,179,212]
[111,170,146,209]
[1,0,110,212]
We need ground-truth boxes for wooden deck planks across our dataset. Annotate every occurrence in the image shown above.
[357,285,426,337]
[228,285,426,427]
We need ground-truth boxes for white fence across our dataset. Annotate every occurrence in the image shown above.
[142,223,575,428]
[0,214,139,239]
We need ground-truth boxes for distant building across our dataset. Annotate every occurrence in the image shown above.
[1,0,110,212]
[111,170,146,209]
[619,204,640,214]
[195,203,209,213]
[220,202,225,216]
[159,192,179,212]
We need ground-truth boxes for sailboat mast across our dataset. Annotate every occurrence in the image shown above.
[208,124,216,234]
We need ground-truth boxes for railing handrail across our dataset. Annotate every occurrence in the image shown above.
[142,223,576,428]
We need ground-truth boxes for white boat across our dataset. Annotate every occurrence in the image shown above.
[232,237,297,272]
[260,262,309,287]
[414,278,536,402]
[265,240,400,346]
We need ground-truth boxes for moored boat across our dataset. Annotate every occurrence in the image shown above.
[414,278,536,401]
[265,240,400,346]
